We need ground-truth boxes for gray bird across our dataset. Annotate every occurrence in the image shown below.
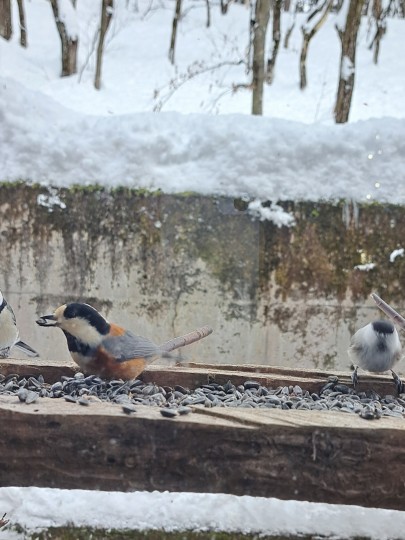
[0,290,39,358]
[348,320,403,393]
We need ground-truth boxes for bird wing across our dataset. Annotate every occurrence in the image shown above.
[6,303,17,326]
[102,331,161,362]
[14,340,39,358]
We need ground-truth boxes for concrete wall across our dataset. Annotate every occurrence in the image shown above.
[1,184,405,373]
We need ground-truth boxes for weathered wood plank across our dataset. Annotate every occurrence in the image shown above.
[0,395,405,510]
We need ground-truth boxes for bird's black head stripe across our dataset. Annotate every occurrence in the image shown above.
[372,320,395,335]
[64,303,110,335]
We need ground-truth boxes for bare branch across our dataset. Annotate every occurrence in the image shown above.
[160,326,213,353]
[153,59,245,111]
[371,293,405,332]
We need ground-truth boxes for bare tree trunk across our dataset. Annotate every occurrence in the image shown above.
[334,0,365,123]
[16,0,27,47]
[94,0,113,90]
[251,0,271,115]
[168,0,182,64]
[0,0,12,40]
[299,0,333,90]
[49,0,78,77]
[283,0,297,49]
[284,22,294,48]
[220,0,231,14]
[368,0,386,64]
[205,0,211,27]
[266,0,282,84]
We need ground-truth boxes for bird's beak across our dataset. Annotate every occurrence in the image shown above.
[36,314,57,327]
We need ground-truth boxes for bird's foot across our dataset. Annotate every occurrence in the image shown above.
[351,366,359,388]
[391,370,404,394]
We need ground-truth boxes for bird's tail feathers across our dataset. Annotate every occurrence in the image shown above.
[14,340,39,358]
[160,325,213,354]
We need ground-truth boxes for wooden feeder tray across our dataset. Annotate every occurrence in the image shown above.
[0,359,404,511]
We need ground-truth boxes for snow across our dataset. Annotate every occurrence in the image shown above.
[390,248,404,263]
[1,487,405,539]
[1,77,405,205]
[55,0,79,40]
[354,263,376,271]
[248,199,295,227]
[341,55,355,80]
[0,0,404,214]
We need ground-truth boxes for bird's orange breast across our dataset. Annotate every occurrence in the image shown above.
[71,347,147,380]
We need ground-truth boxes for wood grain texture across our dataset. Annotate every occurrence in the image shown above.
[0,395,405,509]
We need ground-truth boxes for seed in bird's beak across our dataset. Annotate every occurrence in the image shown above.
[36,315,57,327]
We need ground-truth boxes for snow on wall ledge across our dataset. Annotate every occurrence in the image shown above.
[1,78,405,204]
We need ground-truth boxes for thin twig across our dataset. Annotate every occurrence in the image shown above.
[0,513,9,528]
[371,293,405,331]
[160,326,213,353]
[153,59,245,111]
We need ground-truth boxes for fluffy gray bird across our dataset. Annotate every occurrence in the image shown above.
[0,290,39,358]
[348,320,403,393]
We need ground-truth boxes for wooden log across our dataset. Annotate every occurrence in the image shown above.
[0,395,405,510]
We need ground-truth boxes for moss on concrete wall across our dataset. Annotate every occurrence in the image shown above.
[1,184,404,368]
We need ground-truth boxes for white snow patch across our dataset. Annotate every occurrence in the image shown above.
[37,188,67,212]
[56,0,79,40]
[248,199,295,227]
[341,55,355,81]
[390,248,404,263]
[354,263,376,271]
[1,488,405,539]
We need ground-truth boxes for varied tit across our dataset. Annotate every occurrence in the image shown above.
[348,320,403,393]
[0,290,39,359]
[36,302,171,380]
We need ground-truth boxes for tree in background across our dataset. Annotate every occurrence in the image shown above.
[169,0,182,64]
[334,0,365,123]
[283,0,298,48]
[94,0,113,89]
[367,0,388,64]
[16,0,27,47]
[266,0,282,84]
[299,0,333,90]
[251,0,271,114]
[0,0,12,40]
[49,0,79,77]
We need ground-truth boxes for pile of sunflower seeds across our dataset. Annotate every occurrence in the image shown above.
[0,372,404,420]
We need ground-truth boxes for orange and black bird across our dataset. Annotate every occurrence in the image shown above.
[36,302,212,380]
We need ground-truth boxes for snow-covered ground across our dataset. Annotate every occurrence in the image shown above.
[0,0,404,205]
[1,487,405,539]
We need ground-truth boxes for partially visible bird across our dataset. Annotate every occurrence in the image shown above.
[0,290,39,358]
[348,319,403,393]
[36,302,212,380]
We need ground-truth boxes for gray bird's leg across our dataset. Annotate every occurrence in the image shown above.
[391,370,404,394]
[351,365,359,388]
